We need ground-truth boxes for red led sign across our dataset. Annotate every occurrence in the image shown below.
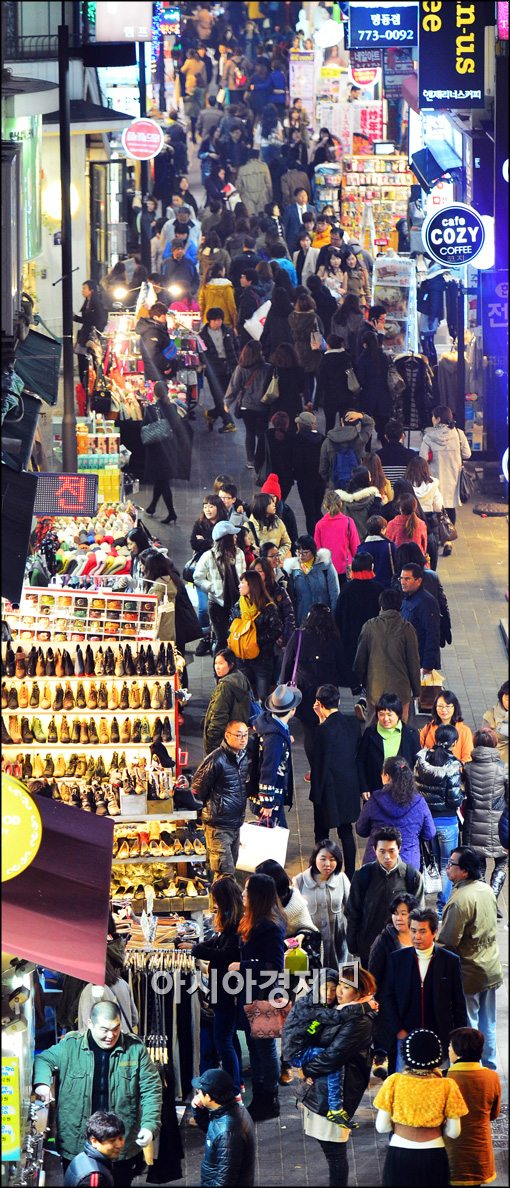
[33,474,98,517]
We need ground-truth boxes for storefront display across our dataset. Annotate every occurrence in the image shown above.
[313,163,343,217]
[341,152,415,247]
[372,254,418,352]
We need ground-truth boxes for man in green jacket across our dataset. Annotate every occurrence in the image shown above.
[33,1001,162,1185]
[438,845,503,1071]
[352,587,421,722]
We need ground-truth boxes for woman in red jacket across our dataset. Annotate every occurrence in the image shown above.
[385,496,427,556]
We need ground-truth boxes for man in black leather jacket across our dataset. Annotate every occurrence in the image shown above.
[191,1069,255,1187]
[191,722,251,875]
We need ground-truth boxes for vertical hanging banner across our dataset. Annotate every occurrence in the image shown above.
[289,51,316,115]
[418,1,488,109]
[383,46,415,97]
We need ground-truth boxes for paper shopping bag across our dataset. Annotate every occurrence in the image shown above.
[243,300,271,342]
[236,821,289,872]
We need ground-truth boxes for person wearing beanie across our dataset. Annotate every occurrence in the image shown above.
[374,1028,468,1187]
[260,474,298,553]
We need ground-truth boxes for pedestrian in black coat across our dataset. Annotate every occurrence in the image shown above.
[259,288,294,360]
[280,606,351,769]
[191,1070,255,1188]
[306,275,338,339]
[200,311,238,430]
[356,706,420,794]
[236,269,261,348]
[143,383,179,523]
[266,344,306,427]
[334,554,384,676]
[315,336,355,433]
[355,333,393,443]
[136,304,174,384]
[257,419,295,500]
[292,412,326,535]
[309,684,361,878]
[385,930,467,1065]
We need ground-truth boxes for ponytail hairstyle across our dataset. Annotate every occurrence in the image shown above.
[382,756,417,806]
[399,495,419,540]
[432,404,455,427]
[427,724,459,765]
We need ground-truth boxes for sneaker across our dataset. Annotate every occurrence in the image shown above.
[246,461,255,469]
[371,1054,389,1081]
[354,696,368,722]
[219,423,237,433]
[326,1108,358,1129]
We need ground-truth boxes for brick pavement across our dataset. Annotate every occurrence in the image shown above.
[134,403,508,1186]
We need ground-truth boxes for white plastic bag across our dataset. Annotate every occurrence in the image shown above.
[236,821,289,871]
[243,300,271,342]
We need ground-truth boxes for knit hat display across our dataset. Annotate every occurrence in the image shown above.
[403,1029,443,1069]
[261,473,282,499]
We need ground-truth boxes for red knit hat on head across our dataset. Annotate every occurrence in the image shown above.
[261,474,282,499]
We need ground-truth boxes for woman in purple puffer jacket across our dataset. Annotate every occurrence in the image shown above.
[355,755,435,869]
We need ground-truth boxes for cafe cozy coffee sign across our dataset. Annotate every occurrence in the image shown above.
[422,202,486,266]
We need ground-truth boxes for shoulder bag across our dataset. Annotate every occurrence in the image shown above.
[261,369,280,405]
[456,430,476,503]
[436,508,458,545]
[287,629,303,688]
[419,839,442,895]
[182,552,200,584]
[346,366,361,396]
[228,613,260,660]
[244,996,292,1038]
[141,405,172,446]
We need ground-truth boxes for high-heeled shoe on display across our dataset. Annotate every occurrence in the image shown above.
[55,650,64,679]
[27,647,37,678]
[95,647,105,676]
[84,646,95,676]
[45,648,55,677]
[162,716,172,742]
[73,645,84,676]
[124,646,135,677]
[35,649,45,678]
[151,682,163,709]
[141,683,151,709]
[146,645,156,676]
[163,682,173,709]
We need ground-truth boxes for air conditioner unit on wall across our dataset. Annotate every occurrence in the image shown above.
[1,142,23,342]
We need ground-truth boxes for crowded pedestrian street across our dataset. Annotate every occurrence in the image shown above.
[1,3,508,1186]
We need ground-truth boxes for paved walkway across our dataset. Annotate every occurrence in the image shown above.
[131,397,508,1186]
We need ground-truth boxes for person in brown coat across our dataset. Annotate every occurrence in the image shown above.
[352,588,421,722]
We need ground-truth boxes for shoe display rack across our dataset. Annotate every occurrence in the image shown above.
[2,614,210,917]
[4,588,159,643]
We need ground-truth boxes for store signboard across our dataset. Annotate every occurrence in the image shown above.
[289,51,316,113]
[34,474,99,517]
[1,1056,20,1161]
[350,47,382,84]
[497,1,509,38]
[422,202,485,266]
[95,1,153,41]
[418,1,486,109]
[122,118,164,160]
[2,775,42,883]
[426,178,456,212]
[354,101,385,152]
[348,3,419,48]
[318,64,344,99]
[329,103,354,154]
[481,271,508,359]
[382,46,415,98]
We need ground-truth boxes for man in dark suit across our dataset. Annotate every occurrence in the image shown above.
[384,906,467,1075]
[309,684,361,880]
[282,186,316,254]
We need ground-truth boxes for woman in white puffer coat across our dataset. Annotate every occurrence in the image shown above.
[419,404,471,556]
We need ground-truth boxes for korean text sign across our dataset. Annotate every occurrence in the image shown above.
[418,1,487,109]
[349,3,419,48]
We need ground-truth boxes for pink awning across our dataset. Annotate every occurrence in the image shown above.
[2,797,113,984]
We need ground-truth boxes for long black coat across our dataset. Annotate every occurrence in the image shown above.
[356,721,421,794]
[136,316,172,383]
[280,628,352,726]
[385,944,467,1058]
[142,399,193,483]
[316,347,355,426]
[334,577,384,672]
[310,711,362,826]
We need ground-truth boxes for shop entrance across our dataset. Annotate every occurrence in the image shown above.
[89,159,128,284]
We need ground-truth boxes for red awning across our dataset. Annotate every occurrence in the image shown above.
[402,72,419,113]
[2,797,113,984]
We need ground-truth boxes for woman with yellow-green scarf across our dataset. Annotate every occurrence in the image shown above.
[229,570,281,702]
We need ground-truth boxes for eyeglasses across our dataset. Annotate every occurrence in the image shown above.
[226,731,249,740]
[446,860,461,867]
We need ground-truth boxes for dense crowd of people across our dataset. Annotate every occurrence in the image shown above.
[56,4,509,1186]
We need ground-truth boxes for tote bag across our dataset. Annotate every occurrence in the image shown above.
[236,821,290,871]
[244,299,271,342]
[420,839,442,895]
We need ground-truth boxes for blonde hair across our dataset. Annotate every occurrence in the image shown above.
[322,490,343,516]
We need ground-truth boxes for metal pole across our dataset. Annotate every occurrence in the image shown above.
[58,22,77,470]
[456,277,465,430]
[138,41,149,199]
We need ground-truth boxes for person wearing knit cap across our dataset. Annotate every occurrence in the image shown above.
[260,475,298,553]
[374,1028,468,1187]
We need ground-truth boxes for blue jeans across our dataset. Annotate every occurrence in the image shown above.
[240,1014,279,1093]
[196,586,210,632]
[432,818,458,914]
[298,1046,344,1112]
[465,988,498,1069]
[213,1005,243,1094]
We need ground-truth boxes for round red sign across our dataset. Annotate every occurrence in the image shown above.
[122,118,164,161]
[351,68,379,85]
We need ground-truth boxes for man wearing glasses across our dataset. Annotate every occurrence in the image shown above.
[192,721,251,875]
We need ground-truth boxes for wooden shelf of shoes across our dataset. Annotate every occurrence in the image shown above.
[4,588,159,644]
[111,816,210,913]
[2,638,179,808]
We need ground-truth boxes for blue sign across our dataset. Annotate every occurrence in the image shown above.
[422,202,485,267]
[348,3,418,48]
[481,271,509,360]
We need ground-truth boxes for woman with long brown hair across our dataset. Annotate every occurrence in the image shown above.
[194,521,245,653]
[229,570,281,701]
[405,454,444,571]
[190,876,244,1096]
[229,873,286,1121]
[385,495,428,555]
